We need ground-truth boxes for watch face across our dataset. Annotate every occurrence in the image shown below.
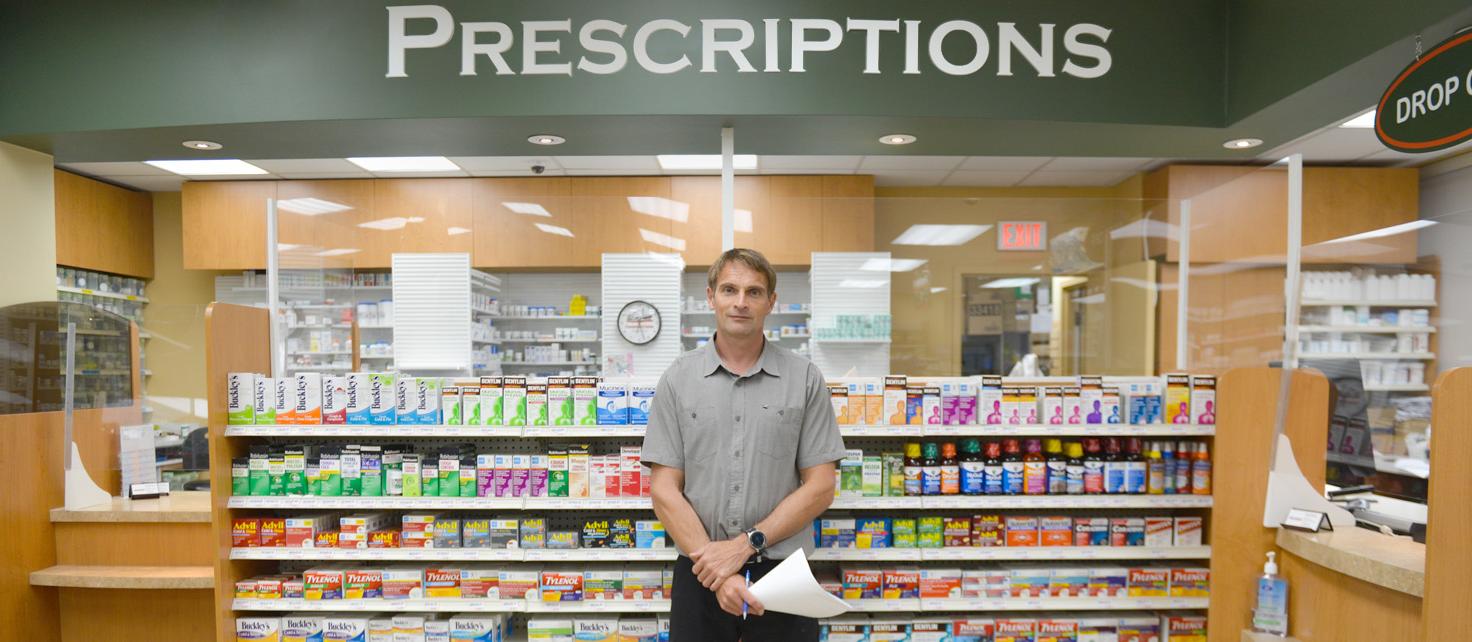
[617,300,661,345]
[749,530,766,548]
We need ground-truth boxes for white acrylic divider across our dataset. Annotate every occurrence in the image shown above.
[810,252,891,378]
[391,253,474,372]
[602,253,683,378]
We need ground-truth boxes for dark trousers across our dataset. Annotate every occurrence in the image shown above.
[669,555,819,642]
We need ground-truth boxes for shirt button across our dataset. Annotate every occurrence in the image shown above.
[733,485,741,492]
[735,416,741,422]
[734,451,741,457]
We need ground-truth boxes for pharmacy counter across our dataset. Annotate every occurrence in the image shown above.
[1276,527,1425,597]
[30,565,212,590]
[50,490,211,523]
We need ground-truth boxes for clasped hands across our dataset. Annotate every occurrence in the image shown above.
[689,538,765,617]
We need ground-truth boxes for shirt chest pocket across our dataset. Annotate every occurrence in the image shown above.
[684,403,724,464]
[754,405,803,462]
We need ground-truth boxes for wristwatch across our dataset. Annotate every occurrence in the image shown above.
[743,528,768,557]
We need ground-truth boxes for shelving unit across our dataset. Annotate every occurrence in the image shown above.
[681,271,812,357]
[224,423,1214,439]
[55,267,150,414]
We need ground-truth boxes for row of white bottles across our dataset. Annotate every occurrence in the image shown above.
[1302,270,1436,302]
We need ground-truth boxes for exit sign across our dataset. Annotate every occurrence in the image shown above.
[998,221,1048,251]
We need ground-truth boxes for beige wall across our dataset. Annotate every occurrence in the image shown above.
[0,142,56,307]
[876,178,1152,376]
[143,192,224,424]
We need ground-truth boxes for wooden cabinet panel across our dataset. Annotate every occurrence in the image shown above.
[765,176,824,266]
[54,170,155,279]
[569,177,673,261]
[821,175,876,252]
[274,179,374,270]
[358,179,472,268]
[1301,167,1418,263]
[182,181,276,270]
[470,178,577,269]
[670,176,771,266]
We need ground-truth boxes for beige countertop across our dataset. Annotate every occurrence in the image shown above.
[29,565,213,590]
[1276,527,1426,597]
[49,490,211,523]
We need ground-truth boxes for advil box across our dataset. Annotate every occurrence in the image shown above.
[1163,613,1208,641]
[233,518,261,548]
[260,518,287,548]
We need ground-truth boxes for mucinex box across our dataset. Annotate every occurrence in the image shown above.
[628,382,655,425]
[322,375,347,424]
[596,380,628,425]
[228,373,256,425]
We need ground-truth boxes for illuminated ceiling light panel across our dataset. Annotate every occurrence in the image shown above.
[1339,110,1376,128]
[861,258,928,272]
[838,279,889,289]
[891,224,991,246]
[627,196,691,222]
[982,277,1041,289]
[735,209,753,233]
[143,159,268,176]
[503,202,552,217]
[656,154,758,170]
[535,223,575,238]
[277,197,353,215]
[1319,220,1436,244]
[345,156,460,172]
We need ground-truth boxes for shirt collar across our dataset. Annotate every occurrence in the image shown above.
[700,334,782,378]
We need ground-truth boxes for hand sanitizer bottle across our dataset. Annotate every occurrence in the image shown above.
[1252,551,1289,636]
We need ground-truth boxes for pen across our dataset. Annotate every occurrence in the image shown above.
[742,569,750,620]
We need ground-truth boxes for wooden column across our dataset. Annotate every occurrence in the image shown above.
[1423,367,1472,640]
[1208,367,1329,642]
[203,303,272,642]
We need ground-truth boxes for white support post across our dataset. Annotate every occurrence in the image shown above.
[1175,200,1191,371]
[266,198,282,377]
[721,127,735,251]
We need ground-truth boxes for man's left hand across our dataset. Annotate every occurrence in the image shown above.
[691,538,753,589]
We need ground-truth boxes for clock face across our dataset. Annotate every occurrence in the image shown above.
[617,300,661,345]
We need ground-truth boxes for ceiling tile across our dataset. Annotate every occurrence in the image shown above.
[58,161,174,177]
[448,156,564,171]
[957,156,1052,171]
[1038,157,1154,171]
[942,170,1032,187]
[760,155,864,170]
[871,169,952,187]
[660,168,761,176]
[108,176,186,191]
[759,168,857,175]
[555,156,659,170]
[1259,128,1382,163]
[273,171,373,179]
[1018,171,1133,187]
[858,156,965,171]
[466,168,568,177]
[368,170,470,178]
[564,168,663,176]
[251,158,366,174]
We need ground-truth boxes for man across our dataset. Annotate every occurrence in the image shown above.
[641,248,847,642]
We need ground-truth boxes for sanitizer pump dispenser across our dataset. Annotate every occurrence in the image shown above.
[1252,551,1289,636]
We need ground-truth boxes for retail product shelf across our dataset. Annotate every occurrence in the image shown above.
[225,425,526,437]
[57,286,149,303]
[916,545,1212,561]
[848,599,921,612]
[1363,383,1430,392]
[921,424,1216,437]
[472,339,502,345]
[1299,299,1436,307]
[286,324,352,330]
[287,350,352,356]
[286,303,352,310]
[840,426,924,437]
[522,497,653,510]
[233,598,530,613]
[359,324,393,329]
[230,548,526,562]
[500,338,600,343]
[500,361,599,366]
[472,307,501,317]
[228,497,525,510]
[1298,352,1435,360]
[284,364,350,371]
[811,338,892,344]
[499,315,600,321]
[521,549,677,562]
[918,597,1209,611]
[809,548,922,562]
[830,497,916,509]
[1298,325,1435,333]
[522,426,647,438]
[360,354,394,360]
[524,600,671,614]
[919,495,1212,509]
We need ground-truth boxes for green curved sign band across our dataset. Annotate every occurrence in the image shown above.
[1377,31,1472,153]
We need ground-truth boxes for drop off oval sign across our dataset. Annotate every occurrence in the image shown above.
[1377,31,1472,153]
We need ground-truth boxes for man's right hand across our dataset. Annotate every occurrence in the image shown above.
[715,574,764,617]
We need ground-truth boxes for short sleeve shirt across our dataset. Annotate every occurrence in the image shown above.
[640,338,847,559]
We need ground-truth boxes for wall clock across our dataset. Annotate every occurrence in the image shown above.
[617,300,661,345]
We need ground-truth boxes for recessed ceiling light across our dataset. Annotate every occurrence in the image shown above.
[1222,138,1263,149]
[879,134,917,145]
[892,224,991,246]
[1340,110,1376,129]
[528,134,566,146]
[144,159,268,176]
[181,140,222,151]
[345,156,460,172]
[656,155,758,170]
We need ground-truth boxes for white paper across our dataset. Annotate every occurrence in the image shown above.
[1263,434,1354,528]
[748,548,851,618]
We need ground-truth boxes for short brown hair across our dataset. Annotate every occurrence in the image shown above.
[707,248,777,293]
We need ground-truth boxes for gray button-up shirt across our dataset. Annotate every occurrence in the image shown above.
[640,337,846,559]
